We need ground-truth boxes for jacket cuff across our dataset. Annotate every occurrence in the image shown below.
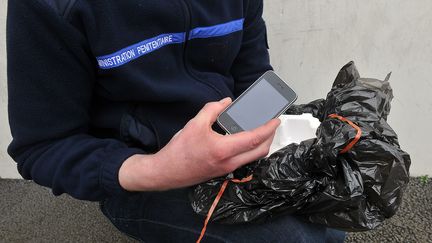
[100,147,146,198]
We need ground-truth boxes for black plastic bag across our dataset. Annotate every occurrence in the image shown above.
[190,62,411,231]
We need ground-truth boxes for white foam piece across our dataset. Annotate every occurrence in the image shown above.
[268,114,321,156]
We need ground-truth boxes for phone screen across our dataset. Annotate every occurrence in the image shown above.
[226,78,289,131]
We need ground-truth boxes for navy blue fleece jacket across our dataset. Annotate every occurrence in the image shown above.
[7,0,272,201]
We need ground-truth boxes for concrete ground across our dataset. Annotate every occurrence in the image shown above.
[0,178,430,243]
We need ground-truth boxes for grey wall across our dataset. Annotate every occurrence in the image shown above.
[263,0,432,176]
[0,0,16,178]
[1,1,431,178]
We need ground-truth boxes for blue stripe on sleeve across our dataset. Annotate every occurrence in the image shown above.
[189,18,244,40]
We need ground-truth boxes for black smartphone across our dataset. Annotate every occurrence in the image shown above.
[217,71,297,134]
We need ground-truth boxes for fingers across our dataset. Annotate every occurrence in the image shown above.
[217,118,281,159]
[225,129,277,170]
[194,97,232,125]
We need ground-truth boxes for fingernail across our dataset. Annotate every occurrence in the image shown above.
[220,97,231,103]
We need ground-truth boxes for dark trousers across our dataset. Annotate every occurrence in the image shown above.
[100,187,346,243]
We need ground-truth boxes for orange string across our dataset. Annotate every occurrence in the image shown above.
[197,115,361,243]
[327,114,362,153]
[196,175,253,243]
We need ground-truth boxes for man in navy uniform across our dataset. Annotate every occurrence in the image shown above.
[7,0,345,242]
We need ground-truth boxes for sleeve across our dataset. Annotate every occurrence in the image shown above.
[7,0,145,201]
[230,0,273,98]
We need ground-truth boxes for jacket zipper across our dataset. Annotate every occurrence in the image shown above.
[179,0,225,98]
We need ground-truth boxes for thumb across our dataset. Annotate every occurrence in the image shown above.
[195,97,232,125]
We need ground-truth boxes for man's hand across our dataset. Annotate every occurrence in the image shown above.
[119,97,280,191]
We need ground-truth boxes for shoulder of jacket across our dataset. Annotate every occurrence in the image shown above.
[40,0,78,18]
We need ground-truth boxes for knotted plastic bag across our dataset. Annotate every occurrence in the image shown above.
[190,62,411,231]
